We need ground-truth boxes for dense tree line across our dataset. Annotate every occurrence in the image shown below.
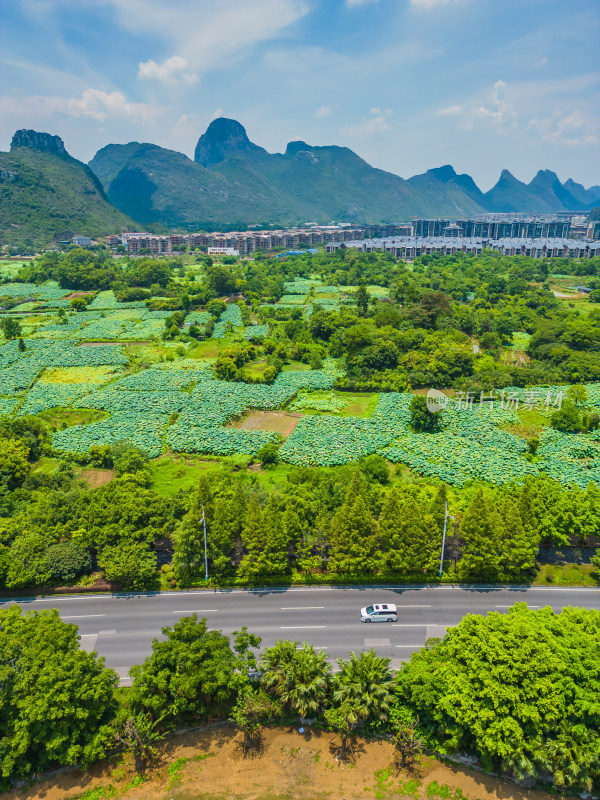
[1,416,599,592]
[1,604,598,791]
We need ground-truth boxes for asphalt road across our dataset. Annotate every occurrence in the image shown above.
[2,585,599,683]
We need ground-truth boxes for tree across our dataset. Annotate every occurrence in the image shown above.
[6,533,51,588]
[239,494,288,580]
[567,384,588,406]
[393,720,424,772]
[99,541,157,590]
[260,640,332,719]
[70,297,88,311]
[355,284,369,316]
[499,498,539,582]
[333,650,395,727]
[459,489,503,581]
[395,604,600,788]
[378,491,439,576]
[359,454,389,484]
[257,442,279,467]
[0,436,30,490]
[409,395,442,433]
[113,712,165,774]
[0,607,117,788]
[0,317,22,340]
[324,700,362,761]
[551,400,582,433]
[328,490,375,575]
[45,541,92,585]
[230,688,281,756]
[128,614,237,724]
[172,478,212,585]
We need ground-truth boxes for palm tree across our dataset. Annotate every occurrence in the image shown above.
[260,640,332,720]
[332,650,395,725]
[279,643,331,719]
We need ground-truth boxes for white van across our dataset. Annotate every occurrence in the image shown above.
[360,603,397,623]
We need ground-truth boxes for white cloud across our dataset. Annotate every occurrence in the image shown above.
[138,55,198,85]
[346,0,379,6]
[101,0,309,80]
[341,112,391,138]
[438,105,463,116]
[477,80,516,127]
[65,89,159,123]
[314,105,334,118]
[0,88,160,126]
[529,109,598,146]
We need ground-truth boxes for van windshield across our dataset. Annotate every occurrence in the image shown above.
[365,605,374,614]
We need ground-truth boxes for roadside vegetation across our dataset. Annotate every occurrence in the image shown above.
[1,604,598,794]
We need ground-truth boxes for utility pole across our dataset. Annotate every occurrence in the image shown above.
[202,503,209,582]
[439,499,455,578]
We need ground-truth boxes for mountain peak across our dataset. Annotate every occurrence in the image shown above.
[11,129,68,157]
[530,169,560,185]
[194,117,267,167]
[285,140,313,156]
[428,164,457,183]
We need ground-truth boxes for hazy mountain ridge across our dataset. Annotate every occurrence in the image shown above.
[89,118,600,227]
[2,120,600,246]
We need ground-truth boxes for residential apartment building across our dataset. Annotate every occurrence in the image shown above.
[327,236,600,260]
[412,217,571,239]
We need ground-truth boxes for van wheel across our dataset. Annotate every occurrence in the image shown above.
[386,618,393,623]
[365,618,372,623]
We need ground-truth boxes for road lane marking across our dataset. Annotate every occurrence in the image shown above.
[396,645,422,648]
[62,614,106,619]
[281,606,325,610]
[172,610,218,614]
[79,634,98,652]
[280,625,327,630]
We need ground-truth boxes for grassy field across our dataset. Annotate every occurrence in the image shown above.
[149,454,225,496]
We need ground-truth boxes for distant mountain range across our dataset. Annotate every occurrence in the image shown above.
[0,130,137,247]
[1,120,600,246]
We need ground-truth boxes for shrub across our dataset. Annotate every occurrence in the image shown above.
[45,541,92,585]
[99,541,157,590]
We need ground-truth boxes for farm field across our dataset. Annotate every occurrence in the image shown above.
[3,268,600,489]
[1,317,600,486]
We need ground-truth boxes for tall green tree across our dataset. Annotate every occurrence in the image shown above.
[499,498,539,582]
[0,607,117,788]
[459,489,503,581]
[239,494,289,580]
[395,604,600,788]
[128,614,237,724]
[328,492,375,575]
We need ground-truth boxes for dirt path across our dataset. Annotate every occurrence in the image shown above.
[9,725,555,800]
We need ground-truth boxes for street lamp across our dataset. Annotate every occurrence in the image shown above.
[439,499,455,578]
[202,503,209,582]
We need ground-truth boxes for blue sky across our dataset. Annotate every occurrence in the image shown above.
[1,0,599,189]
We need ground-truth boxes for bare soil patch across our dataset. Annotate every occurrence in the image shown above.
[78,468,115,488]
[9,725,556,800]
[65,291,96,299]
[233,410,302,438]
